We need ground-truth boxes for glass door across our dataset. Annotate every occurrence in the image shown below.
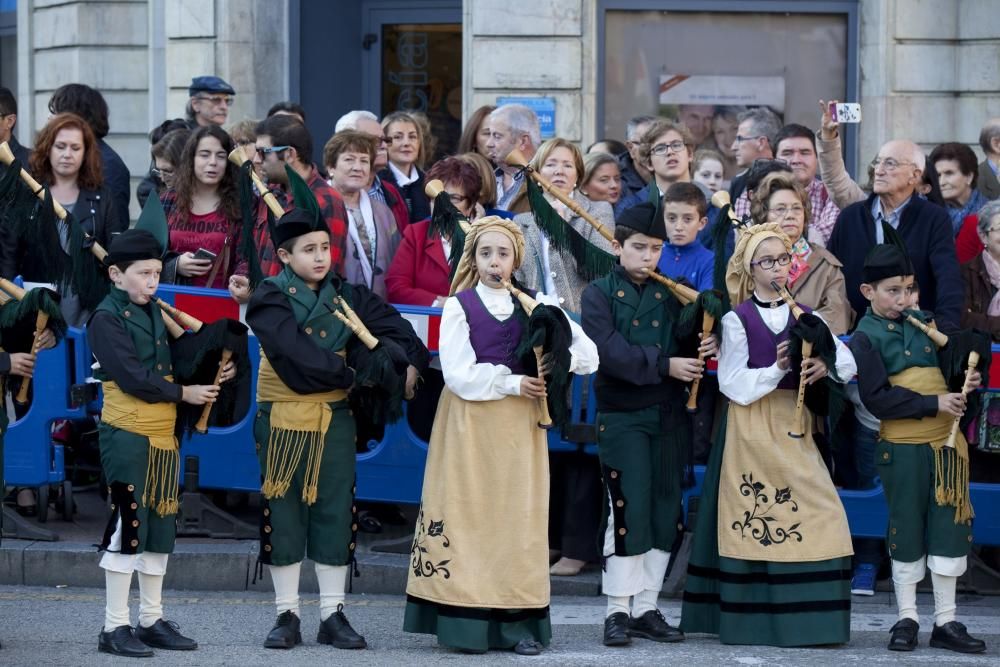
[362,1,462,161]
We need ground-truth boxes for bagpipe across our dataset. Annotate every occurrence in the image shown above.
[502,279,572,430]
[0,278,67,403]
[901,309,992,441]
[226,146,414,425]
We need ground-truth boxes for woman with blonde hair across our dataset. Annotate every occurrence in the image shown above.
[378,111,430,225]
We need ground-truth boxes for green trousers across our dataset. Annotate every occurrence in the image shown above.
[254,402,358,567]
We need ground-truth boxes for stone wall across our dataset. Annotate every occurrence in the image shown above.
[17,0,287,219]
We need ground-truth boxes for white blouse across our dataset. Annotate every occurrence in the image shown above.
[439,282,600,401]
[718,296,857,406]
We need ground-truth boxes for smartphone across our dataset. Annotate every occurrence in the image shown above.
[193,247,217,261]
[829,102,862,123]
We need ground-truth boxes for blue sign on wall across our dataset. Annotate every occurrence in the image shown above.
[496,96,556,139]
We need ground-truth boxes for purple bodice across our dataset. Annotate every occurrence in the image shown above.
[455,288,527,374]
[733,299,812,391]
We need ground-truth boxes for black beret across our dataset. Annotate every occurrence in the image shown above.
[616,201,667,240]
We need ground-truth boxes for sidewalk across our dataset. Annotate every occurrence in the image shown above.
[0,487,604,596]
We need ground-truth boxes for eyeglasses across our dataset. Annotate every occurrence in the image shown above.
[768,205,805,218]
[448,193,469,205]
[256,145,290,158]
[750,253,792,270]
[650,141,687,157]
[196,95,234,106]
[734,134,764,144]
[151,167,175,179]
[870,157,914,171]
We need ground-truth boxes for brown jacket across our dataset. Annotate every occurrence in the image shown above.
[961,253,1000,340]
[788,244,853,335]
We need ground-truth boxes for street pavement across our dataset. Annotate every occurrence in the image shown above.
[0,586,997,665]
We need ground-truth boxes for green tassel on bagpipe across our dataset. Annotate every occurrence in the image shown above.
[0,287,68,351]
[237,162,266,289]
[711,203,738,311]
[937,327,993,432]
[786,312,848,432]
[677,288,726,338]
[525,177,617,282]
[171,318,251,433]
[351,345,406,425]
[427,191,468,280]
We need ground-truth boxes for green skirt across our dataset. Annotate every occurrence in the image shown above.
[404,595,552,652]
[680,412,851,647]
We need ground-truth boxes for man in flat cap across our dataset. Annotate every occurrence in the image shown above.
[186,76,236,128]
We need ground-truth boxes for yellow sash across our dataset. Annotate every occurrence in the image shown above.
[256,349,348,505]
[101,379,180,517]
[881,366,972,523]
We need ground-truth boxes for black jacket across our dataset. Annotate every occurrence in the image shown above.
[827,193,962,332]
[0,185,127,281]
[377,166,430,226]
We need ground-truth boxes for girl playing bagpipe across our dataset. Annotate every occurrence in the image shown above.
[681,222,858,647]
[247,194,428,651]
[403,217,599,655]
[88,212,238,658]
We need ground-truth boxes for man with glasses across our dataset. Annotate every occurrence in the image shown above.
[828,140,961,330]
[254,115,348,276]
[0,87,29,176]
[185,76,236,128]
[728,107,781,204]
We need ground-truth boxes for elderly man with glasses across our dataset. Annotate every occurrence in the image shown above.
[827,139,961,331]
[185,76,236,128]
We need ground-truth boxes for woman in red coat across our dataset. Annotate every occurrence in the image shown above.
[385,157,482,306]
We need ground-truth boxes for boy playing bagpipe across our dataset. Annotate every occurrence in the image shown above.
[849,226,989,654]
[247,202,428,651]
[581,202,718,647]
[88,219,236,658]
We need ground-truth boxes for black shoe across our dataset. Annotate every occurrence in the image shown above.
[603,612,631,646]
[929,621,986,654]
[627,610,684,643]
[135,619,198,650]
[264,610,302,649]
[317,607,367,649]
[98,625,154,658]
[513,638,542,655]
[887,618,919,651]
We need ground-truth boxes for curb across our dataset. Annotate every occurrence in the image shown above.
[0,539,605,596]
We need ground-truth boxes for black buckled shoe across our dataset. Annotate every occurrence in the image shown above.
[513,638,543,655]
[98,625,154,658]
[264,610,302,649]
[929,621,986,654]
[887,618,919,651]
[317,606,367,649]
[627,610,685,643]
[603,612,631,646]
[135,619,197,651]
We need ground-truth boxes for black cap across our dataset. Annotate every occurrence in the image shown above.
[272,208,328,248]
[862,243,913,284]
[616,202,667,240]
[188,76,235,97]
[106,229,163,266]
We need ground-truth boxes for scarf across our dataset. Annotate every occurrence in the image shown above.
[787,237,812,286]
[980,250,1000,317]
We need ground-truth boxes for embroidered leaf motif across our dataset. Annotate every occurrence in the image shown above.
[733,473,803,547]
[410,508,453,579]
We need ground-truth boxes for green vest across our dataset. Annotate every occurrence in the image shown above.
[94,288,173,382]
[594,268,680,355]
[854,308,938,376]
[266,267,352,353]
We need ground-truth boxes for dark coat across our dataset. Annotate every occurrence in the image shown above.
[827,193,962,332]
[378,166,430,227]
[99,139,131,222]
[978,159,1000,201]
[960,252,1000,340]
[0,185,126,281]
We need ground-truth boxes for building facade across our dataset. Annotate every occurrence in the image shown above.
[4,0,998,216]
